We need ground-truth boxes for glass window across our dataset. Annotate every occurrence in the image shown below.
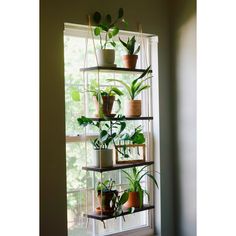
[64,24,156,236]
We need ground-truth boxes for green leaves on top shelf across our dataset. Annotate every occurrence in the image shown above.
[92,8,128,49]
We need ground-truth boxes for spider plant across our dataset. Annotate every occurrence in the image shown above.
[107,65,152,100]
[122,166,158,208]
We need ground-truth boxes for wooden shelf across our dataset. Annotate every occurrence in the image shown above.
[82,161,154,172]
[80,66,152,74]
[85,204,154,221]
[89,116,153,121]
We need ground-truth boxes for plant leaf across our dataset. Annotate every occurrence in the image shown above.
[71,90,80,101]
[93,11,101,24]
[111,87,123,96]
[118,8,124,18]
[106,14,112,24]
[118,192,129,205]
[147,173,159,188]
[134,45,140,55]
[134,85,151,98]
[107,79,132,99]
[94,27,101,36]
[108,32,113,38]
[110,41,116,47]
[112,27,119,36]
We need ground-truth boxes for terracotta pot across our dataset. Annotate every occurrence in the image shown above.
[93,96,115,117]
[97,49,116,67]
[97,190,118,213]
[125,100,141,117]
[124,191,143,208]
[122,55,138,69]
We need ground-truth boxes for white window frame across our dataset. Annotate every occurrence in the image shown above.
[64,23,160,236]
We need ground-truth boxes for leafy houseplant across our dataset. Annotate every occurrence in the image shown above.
[107,65,152,117]
[77,116,126,167]
[88,80,123,117]
[119,36,140,69]
[96,179,129,217]
[122,166,158,208]
[93,8,127,67]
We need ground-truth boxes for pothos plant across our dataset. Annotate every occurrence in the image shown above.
[93,8,128,49]
[77,116,126,150]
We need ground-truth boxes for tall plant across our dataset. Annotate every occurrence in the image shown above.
[93,8,127,49]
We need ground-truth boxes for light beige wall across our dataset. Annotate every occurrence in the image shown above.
[170,0,196,235]
[40,1,175,235]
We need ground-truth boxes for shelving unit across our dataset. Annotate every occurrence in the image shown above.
[80,65,155,226]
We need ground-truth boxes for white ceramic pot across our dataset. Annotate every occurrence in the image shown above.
[93,149,113,167]
[97,49,116,67]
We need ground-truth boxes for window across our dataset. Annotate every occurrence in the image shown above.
[64,23,159,236]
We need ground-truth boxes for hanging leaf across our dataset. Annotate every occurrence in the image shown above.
[94,27,101,36]
[110,41,116,47]
[108,32,113,38]
[106,14,112,24]
[93,11,101,24]
[118,8,124,18]
[112,26,119,36]
[71,90,80,101]
[118,192,129,205]
[122,18,128,28]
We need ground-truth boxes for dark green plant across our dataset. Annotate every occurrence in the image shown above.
[97,178,115,192]
[119,36,140,55]
[107,65,152,100]
[93,8,128,49]
[120,125,145,144]
[122,166,158,208]
[96,179,129,218]
[77,116,126,149]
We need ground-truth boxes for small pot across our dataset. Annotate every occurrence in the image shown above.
[124,191,143,208]
[122,55,138,69]
[93,149,113,168]
[125,100,141,117]
[97,49,116,67]
[97,190,118,214]
[93,96,115,117]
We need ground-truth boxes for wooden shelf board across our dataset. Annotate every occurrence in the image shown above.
[85,204,154,221]
[82,161,154,172]
[80,66,152,74]
[89,116,153,121]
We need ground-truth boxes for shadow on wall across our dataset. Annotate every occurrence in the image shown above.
[170,0,196,236]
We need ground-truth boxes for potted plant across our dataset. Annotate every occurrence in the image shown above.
[96,179,129,217]
[122,166,158,208]
[77,116,126,167]
[107,65,152,117]
[88,80,123,117]
[119,36,140,69]
[96,179,118,214]
[92,8,127,67]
